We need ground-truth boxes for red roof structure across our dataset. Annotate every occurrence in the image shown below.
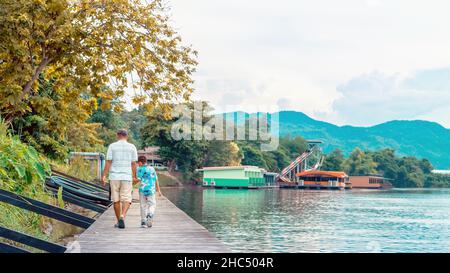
[296,170,348,178]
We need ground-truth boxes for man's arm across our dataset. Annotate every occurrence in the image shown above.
[131,144,139,184]
[101,160,112,186]
[132,161,139,185]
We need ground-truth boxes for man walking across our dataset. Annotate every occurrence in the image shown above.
[101,129,138,229]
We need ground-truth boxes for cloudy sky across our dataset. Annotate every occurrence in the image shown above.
[167,0,450,127]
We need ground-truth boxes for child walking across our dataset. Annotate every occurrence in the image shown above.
[137,155,162,228]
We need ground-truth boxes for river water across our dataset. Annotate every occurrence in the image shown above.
[162,186,450,252]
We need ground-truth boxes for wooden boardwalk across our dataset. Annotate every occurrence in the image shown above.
[70,192,230,253]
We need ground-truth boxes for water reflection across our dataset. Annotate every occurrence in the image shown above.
[163,186,450,253]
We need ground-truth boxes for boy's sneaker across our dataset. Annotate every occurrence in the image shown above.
[141,220,147,228]
[118,217,125,229]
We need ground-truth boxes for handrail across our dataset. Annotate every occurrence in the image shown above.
[50,168,109,192]
[46,176,110,205]
[0,226,66,253]
[46,187,108,213]
[0,189,94,229]
[0,242,29,253]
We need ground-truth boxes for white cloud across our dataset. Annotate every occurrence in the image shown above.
[165,0,450,126]
[332,68,450,127]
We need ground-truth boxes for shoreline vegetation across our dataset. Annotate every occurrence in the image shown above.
[0,122,91,250]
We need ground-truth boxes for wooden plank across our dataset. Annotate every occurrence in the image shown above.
[71,192,230,253]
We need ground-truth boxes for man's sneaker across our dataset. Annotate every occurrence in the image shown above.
[141,220,147,228]
[114,223,119,228]
[118,217,125,229]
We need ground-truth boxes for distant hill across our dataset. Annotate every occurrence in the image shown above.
[220,111,450,169]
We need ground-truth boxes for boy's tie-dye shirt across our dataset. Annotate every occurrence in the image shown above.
[137,165,158,196]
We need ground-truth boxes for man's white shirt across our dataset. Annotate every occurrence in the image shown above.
[106,140,138,181]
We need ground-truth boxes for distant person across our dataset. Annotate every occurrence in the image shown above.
[137,155,162,228]
[102,129,138,229]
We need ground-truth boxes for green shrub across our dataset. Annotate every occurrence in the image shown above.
[0,120,51,196]
[0,119,53,248]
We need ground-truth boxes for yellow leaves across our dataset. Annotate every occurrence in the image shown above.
[30,96,54,110]
[1,0,197,122]
[33,0,46,6]
[113,104,123,113]
[89,97,98,110]
[46,0,66,13]
[100,99,112,111]
[132,95,146,105]
[97,91,113,100]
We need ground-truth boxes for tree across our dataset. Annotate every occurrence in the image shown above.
[343,148,377,175]
[205,141,243,167]
[0,0,197,122]
[280,135,307,158]
[419,159,433,174]
[240,144,268,170]
[266,149,291,172]
[322,149,344,171]
[119,107,147,148]
[11,74,102,158]
[140,102,209,180]
[370,149,399,179]
[424,173,450,188]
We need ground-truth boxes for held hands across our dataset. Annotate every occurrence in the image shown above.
[133,177,140,185]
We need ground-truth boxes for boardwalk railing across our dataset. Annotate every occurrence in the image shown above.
[0,170,111,253]
[0,188,94,228]
[0,226,66,253]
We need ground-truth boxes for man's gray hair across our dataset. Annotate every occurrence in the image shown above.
[117,129,128,137]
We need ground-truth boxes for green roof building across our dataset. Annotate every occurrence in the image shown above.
[197,166,267,188]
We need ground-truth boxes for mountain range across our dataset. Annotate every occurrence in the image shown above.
[223,111,450,169]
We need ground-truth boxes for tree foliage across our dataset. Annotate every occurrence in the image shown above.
[0,0,197,122]
[321,149,345,171]
[10,74,102,158]
[141,102,209,180]
[342,148,377,176]
[205,141,243,167]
